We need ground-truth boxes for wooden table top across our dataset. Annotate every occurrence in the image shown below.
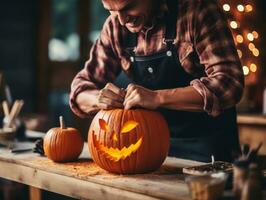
[0,142,204,200]
[237,114,266,125]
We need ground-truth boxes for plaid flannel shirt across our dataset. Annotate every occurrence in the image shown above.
[70,0,244,118]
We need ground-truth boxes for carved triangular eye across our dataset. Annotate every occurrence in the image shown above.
[99,119,110,132]
[121,120,138,134]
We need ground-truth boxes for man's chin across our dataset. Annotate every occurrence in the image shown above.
[126,21,143,33]
[126,25,143,33]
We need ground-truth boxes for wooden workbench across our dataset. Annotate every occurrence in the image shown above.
[0,143,204,200]
[237,114,266,155]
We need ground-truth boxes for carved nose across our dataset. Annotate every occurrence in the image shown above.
[110,131,118,142]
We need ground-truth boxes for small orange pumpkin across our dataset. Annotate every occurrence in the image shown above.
[88,109,170,174]
[44,116,84,162]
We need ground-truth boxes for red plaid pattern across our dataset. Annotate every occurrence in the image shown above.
[70,0,244,117]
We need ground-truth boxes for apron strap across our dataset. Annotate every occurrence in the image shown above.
[164,0,178,48]
[125,30,137,55]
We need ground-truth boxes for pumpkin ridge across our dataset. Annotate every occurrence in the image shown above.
[100,110,110,170]
[139,109,150,170]
[131,109,138,173]
[119,109,125,173]
[105,109,116,169]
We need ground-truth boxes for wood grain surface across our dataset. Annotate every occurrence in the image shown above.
[0,143,204,200]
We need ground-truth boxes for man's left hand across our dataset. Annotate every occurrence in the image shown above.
[123,84,160,110]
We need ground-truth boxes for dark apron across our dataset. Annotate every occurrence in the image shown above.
[114,0,240,162]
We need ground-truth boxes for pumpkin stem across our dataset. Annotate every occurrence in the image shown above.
[59,116,66,129]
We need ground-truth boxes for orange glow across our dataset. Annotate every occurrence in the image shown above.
[245,4,253,12]
[223,4,230,11]
[252,48,260,57]
[237,49,242,58]
[121,120,138,134]
[94,119,142,161]
[252,31,259,39]
[230,21,238,29]
[236,35,244,43]
[99,119,110,132]
[247,33,254,41]
[248,43,255,51]
[243,66,249,75]
[250,63,257,72]
[110,131,118,142]
[93,134,143,162]
[237,4,245,12]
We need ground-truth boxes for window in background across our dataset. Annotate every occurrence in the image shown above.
[89,0,109,43]
[49,0,80,61]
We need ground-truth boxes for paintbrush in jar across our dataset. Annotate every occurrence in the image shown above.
[2,100,9,118]
[4,100,24,128]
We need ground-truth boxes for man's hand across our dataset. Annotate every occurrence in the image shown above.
[123,84,160,110]
[98,83,126,109]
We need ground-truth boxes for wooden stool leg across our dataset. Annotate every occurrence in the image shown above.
[29,186,42,200]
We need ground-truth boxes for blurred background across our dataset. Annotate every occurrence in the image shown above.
[0,0,110,135]
[0,0,265,131]
[0,0,266,199]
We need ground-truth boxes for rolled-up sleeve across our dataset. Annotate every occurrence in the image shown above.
[69,16,121,118]
[190,0,244,116]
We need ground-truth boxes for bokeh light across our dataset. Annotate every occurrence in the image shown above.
[247,33,254,41]
[223,4,230,11]
[248,43,255,51]
[236,35,244,43]
[237,49,242,58]
[237,4,245,12]
[250,63,257,72]
[243,66,249,75]
[252,31,259,39]
[230,21,238,29]
[245,4,253,12]
[252,48,259,57]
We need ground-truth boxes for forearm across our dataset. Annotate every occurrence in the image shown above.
[156,86,204,112]
[76,90,100,114]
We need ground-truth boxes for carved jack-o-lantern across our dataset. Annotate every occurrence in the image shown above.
[88,109,170,174]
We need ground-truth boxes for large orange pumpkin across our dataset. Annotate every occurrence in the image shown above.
[44,116,84,162]
[88,109,170,174]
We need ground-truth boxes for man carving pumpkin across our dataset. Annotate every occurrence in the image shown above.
[70,0,244,162]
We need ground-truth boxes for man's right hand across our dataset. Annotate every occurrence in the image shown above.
[97,83,126,110]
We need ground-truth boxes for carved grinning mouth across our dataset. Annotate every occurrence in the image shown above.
[92,132,143,162]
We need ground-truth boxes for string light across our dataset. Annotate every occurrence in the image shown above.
[243,66,249,75]
[252,31,259,39]
[248,43,255,51]
[237,4,245,12]
[237,49,242,58]
[236,35,244,43]
[247,33,254,41]
[222,2,259,79]
[250,63,257,72]
[223,4,230,11]
[252,48,260,57]
[230,21,238,29]
[245,4,253,12]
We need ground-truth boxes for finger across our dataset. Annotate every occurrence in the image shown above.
[97,103,109,110]
[124,90,139,108]
[125,84,137,99]
[97,102,118,110]
[99,97,124,108]
[105,83,125,98]
[100,88,124,103]
[124,97,140,110]
[120,88,126,97]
